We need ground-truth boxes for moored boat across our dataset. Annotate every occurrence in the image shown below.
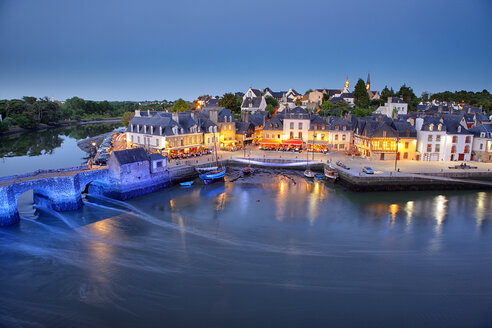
[304,169,315,178]
[179,181,194,186]
[243,164,252,175]
[324,167,339,181]
[199,168,226,184]
[195,166,218,173]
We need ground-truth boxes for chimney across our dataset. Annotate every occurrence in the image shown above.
[241,111,249,123]
[135,109,141,117]
[147,109,150,116]
[210,109,218,123]
[415,117,424,131]
[172,112,179,123]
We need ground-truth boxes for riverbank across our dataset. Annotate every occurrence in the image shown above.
[0,118,121,137]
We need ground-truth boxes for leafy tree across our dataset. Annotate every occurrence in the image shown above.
[320,100,335,116]
[122,112,134,126]
[353,107,373,117]
[421,91,430,102]
[304,89,313,95]
[218,93,240,113]
[171,98,190,112]
[397,84,418,111]
[369,99,380,108]
[265,104,275,115]
[380,85,395,105]
[295,99,302,106]
[353,78,370,108]
[265,95,279,109]
[332,101,351,117]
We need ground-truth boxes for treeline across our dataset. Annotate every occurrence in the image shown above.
[0,96,173,132]
[426,89,491,112]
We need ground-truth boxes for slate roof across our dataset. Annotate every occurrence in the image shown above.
[310,115,329,129]
[355,119,398,138]
[392,120,417,138]
[249,112,267,127]
[235,122,253,135]
[111,148,148,165]
[204,98,219,108]
[420,117,446,132]
[149,153,166,161]
[284,107,310,119]
[250,89,262,97]
[264,114,284,130]
[468,124,492,138]
[241,97,263,109]
[443,119,472,135]
[328,116,352,130]
[340,92,354,98]
[200,107,235,123]
[388,97,405,104]
[129,116,178,136]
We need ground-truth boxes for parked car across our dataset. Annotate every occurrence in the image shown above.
[363,166,374,174]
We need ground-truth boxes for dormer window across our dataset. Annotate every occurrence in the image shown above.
[429,124,434,131]
[336,124,340,130]
[480,132,485,138]
[343,125,346,131]
[458,126,462,133]
[314,124,318,130]
[383,131,387,137]
[322,124,326,130]
[437,124,442,131]
[131,124,134,132]
[137,125,140,133]
[159,126,163,135]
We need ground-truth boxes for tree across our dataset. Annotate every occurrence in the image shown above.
[320,100,335,116]
[218,93,240,113]
[398,84,418,111]
[304,89,313,95]
[265,95,279,109]
[332,101,351,117]
[380,85,395,105]
[353,78,370,108]
[171,98,190,112]
[352,107,373,117]
[295,99,302,106]
[265,104,275,115]
[421,91,430,102]
[122,112,134,126]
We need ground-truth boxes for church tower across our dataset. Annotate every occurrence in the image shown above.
[366,73,371,90]
[343,76,349,92]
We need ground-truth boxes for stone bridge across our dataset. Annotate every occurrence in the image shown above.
[0,166,109,226]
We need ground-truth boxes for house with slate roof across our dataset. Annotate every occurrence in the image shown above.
[107,148,151,183]
[442,118,473,161]
[283,107,311,144]
[261,113,285,148]
[469,124,492,162]
[241,88,267,112]
[199,106,236,149]
[375,97,408,118]
[415,117,446,161]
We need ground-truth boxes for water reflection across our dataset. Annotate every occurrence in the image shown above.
[404,201,414,231]
[434,195,447,234]
[475,192,486,228]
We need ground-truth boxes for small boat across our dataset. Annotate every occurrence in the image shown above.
[199,168,226,185]
[324,167,339,181]
[179,181,194,186]
[304,169,315,178]
[243,164,252,175]
[314,174,324,180]
[195,166,218,173]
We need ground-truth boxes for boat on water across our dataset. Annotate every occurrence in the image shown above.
[324,167,339,181]
[199,169,226,184]
[195,166,218,173]
[314,174,324,181]
[243,164,252,175]
[179,181,194,186]
[304,169,315,178]
[199,129,225,184]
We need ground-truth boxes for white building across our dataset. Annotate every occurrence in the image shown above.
[415,117,446,161]
[442,119,473,161]
[241,88,267,112]
[282,107,311,143]
[376,97,408,118]
[469,124,492,162]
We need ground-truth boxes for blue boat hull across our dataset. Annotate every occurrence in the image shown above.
[199,169,226,184]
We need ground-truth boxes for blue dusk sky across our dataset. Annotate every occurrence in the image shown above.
[0,0,491,101]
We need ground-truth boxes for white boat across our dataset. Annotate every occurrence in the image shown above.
[324,167,339,181]
[304,169,315,178]
[195,166,218,173]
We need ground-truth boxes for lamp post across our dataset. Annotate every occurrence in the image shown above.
[243,133,247,158]
[394,136,399,171]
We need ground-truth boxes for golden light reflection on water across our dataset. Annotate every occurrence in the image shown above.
[388,204,398,228]
[405,201,414,231]
[434,195,447,234]
[476,192,486,228]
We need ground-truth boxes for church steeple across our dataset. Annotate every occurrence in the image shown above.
[366,73,371,90]
[344,76,349,91]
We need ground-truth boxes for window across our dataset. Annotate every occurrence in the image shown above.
[436,135,441,142]
[290,122,294,129]
[405,142,409,149]
[383,131,387,137]
[429,124,434,131]
[465,136,471,143]
[339,144,345,149]
[131,135,134,143]
[298,123,303,129]
[427,144,432,152]
[435,144,440,152]
[314,124,318,130]
[277,134,280,139]
[428,135,433,142]
[342,134,346,141]
[480,132,486,138]
[298,132,302,139]
[437,124,442,131]
[322,124,326,130]
[207,137,210,144]
[290,131,294,139]
[335,134,339,141]
[480,143,483,150]
[464,145,470,153]
[451,145,456,153]
[156,161,163,168]
[156,139,159,147]
[137,136,141,144]
[403,152,408,159]
[452,136,457,143]
[181,139,184,146]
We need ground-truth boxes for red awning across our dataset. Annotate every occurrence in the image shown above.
[260,139,281,145]
[282,140,303,146]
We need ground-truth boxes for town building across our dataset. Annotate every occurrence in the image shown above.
[282,107,311,145]
[469,124,492,162]
[375,97,408,118]
[415,117,446,161]
[441,119,473,161]
[241,88,267,112]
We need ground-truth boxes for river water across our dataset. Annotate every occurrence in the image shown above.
[1,128,492,327]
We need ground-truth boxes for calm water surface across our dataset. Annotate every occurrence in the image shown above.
[0,122,122,177]
[1,171,491,327]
